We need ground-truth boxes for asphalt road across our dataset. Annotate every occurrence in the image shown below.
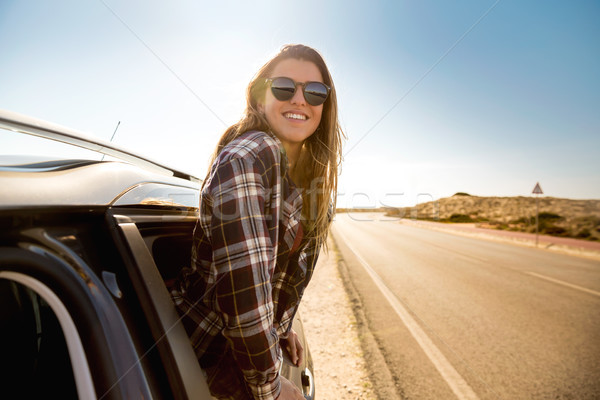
[331,212,600,400]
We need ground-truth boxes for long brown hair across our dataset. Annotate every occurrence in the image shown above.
[207,44,344,248]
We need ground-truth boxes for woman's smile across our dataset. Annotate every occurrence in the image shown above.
[283,112,308,121]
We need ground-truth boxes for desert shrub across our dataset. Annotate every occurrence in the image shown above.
[448,213,474,223]
[453,192,471,197]
[543,226,568,236]
[576,229,591,239]
[538,212,563,221]
[510,217,530,224]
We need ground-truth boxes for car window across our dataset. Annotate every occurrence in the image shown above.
[1,126,104,162]
[0,278,78,399]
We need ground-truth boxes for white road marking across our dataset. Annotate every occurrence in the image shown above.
[335,229,481,400]
[526,272,600,297]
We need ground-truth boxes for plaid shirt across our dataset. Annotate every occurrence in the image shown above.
[172,131,319,400]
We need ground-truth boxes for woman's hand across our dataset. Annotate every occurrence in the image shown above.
[277,376,304,400]
[280,328,304,367]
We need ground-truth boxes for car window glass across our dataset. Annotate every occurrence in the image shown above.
[0,278,77,399]
[1,127,103,162]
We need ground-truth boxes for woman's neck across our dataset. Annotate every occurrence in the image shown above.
[282,142,301,170]
[282,141,304,184]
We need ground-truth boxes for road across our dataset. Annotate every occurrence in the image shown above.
[331,212,600,400]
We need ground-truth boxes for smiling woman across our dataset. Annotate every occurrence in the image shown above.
[171,44,344,400]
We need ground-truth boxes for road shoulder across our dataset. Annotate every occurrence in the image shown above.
[299,236,378,400]
[330,234,405,400]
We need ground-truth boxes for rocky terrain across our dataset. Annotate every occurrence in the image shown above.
[381,194,600,241]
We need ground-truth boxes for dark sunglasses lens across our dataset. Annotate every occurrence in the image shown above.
[304,82,329,106]
[270,77,295,101]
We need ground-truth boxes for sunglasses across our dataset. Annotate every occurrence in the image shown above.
[265,77,331,106]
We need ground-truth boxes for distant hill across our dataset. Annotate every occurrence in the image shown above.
[359,194,600,241]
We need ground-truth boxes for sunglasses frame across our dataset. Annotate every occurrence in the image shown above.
[265,77,331,106]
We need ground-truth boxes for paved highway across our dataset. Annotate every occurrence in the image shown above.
[331,212,600,400]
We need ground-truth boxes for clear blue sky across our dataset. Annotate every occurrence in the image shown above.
[1,0,599,207]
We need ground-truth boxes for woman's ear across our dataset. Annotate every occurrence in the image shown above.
[257,103,265,114]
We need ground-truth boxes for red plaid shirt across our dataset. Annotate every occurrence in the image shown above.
[172,131,319,400]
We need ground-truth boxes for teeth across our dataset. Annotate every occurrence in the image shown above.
[285,113,307,120]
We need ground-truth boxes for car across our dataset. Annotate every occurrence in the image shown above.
[0,109,315,400]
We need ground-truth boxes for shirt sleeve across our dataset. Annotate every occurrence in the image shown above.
[208,155,282,400]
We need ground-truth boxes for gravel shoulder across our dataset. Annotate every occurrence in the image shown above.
[299,237,378,400]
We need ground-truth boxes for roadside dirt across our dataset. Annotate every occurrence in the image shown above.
[299,237,378,400]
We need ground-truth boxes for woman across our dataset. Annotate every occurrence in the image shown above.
[173,44,343,400]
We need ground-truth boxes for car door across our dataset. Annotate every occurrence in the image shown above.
[0,214,155,400]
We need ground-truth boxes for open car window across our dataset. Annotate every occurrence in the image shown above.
[0,273,94,399]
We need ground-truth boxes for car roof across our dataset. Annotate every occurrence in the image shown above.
[0,109,199,182]
[0,110,201,207]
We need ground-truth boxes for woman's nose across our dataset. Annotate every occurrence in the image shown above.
[289,84,306,105]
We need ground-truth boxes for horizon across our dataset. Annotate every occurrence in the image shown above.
[338,192,600,210]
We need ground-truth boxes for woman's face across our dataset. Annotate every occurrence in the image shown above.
[260,58,324,152]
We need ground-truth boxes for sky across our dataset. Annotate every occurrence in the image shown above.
[1,0,599,208]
